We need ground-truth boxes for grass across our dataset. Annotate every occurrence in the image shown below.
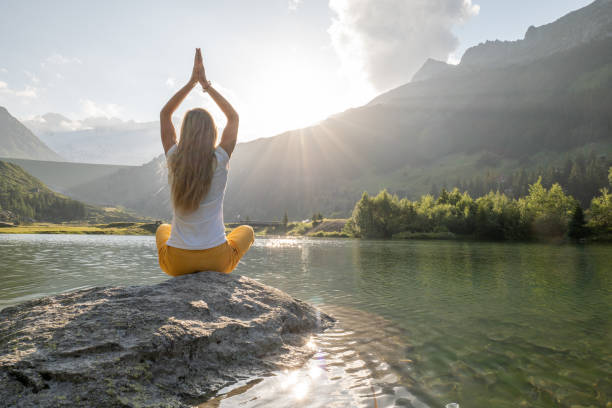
[0,222,159,235]
[2,219,353,238]
[225,219,352,238]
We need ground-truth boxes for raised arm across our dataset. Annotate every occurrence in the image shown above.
[159,51,200,154]
[197,50,239,157]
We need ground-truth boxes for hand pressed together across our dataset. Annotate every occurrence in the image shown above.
[189,48,208,89]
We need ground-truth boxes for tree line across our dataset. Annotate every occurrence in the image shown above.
[347,168,612,241]
[442,152,611,207]
[0,188,86,223]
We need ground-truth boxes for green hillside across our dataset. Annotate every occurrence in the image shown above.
[0,161,141,224]
[0,107,63,161]
[0,160,86,222]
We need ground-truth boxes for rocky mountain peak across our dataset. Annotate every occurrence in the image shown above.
[412,58,455,82]
[460,0,612,69]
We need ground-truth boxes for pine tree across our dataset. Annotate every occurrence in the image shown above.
[568,205,588,240]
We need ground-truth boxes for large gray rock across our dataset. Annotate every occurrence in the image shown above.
[0,272,334,407]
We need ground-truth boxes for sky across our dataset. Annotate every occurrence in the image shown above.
[0,0,594,142]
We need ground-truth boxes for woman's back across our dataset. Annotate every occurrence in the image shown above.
[156,48,253,277]
[165,144,230,250]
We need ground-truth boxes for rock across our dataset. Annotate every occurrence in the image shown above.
[460,0,612,69]
[411,58,455,83]
[0,272,334,407]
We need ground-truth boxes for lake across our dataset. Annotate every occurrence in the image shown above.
[0,234,610,407]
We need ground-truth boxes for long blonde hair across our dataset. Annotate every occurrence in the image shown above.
[168,108,218,214]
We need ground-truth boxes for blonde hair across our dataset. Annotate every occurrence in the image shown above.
[168,108,217,214]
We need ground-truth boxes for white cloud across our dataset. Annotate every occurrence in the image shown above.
[80,98,123,118]
[0,68,7,74]
[328,0,479,91]
[24,70,40,84]
[447,52,461,65]
[288,0,301,11]
[22,114,90,133]
[15,85,38,98]
[42,53,82,68]
[165,77,176,88]
[0,80,38,98]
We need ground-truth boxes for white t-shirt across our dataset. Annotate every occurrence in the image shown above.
[165,144,229,249]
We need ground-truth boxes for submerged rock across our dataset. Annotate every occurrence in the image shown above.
[0,272,334,407]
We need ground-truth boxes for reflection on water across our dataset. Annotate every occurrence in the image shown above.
[202,307,424,408]
[1,235,611,407]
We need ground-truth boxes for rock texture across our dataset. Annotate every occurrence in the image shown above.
[461,0,612,69]
[0,272,334,407]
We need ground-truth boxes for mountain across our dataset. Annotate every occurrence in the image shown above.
[0,157,132,194]
[64,0,612,221]
[0,160,143,224]
[412,59,455,82]
[0,107,63,161]
[0,160,85,222]
[461,0,612,69]
[23,115,161,165]
[67,156,171,219]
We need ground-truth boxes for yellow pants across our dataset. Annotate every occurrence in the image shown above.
[155,224,255,276]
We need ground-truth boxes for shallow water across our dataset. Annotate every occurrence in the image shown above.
[0,235,611,407]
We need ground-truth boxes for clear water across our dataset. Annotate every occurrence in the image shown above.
[0,235,610,407]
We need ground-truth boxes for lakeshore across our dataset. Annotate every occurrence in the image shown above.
[1,219,610,242]
[0,219,351,237]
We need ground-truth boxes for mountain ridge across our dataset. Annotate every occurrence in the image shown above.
[0,107,63,161]
[461,0,612,69]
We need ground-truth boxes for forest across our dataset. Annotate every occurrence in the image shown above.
[445,152,612,206]
[0,161,86,223]
[347,167,612,241]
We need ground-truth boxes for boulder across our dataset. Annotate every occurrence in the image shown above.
[0,272,334,407]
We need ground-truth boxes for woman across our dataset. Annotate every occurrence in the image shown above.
[155,48,254,276]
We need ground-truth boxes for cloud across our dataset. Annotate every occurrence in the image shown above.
[80,98,123,118]
[24,70,40,84]
[23,114,89,133]
[165,77,176,88]
[328,0,479,91]
[41,53,82,68]
[288,0,302,11]
[0,82,39,109]
[0,68,7,74]
[15,85,38,98]
[447,52,461,65]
